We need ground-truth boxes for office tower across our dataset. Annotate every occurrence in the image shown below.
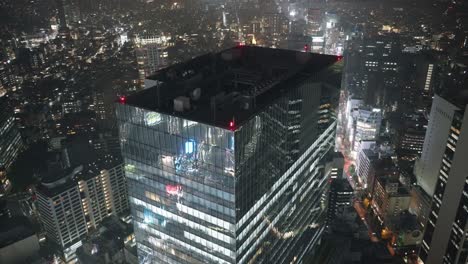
[399,54,437,111]
[36,155,128,261]
[418,96,468,264]
[0,100,24,195]
[116,46,342,264]
[356,146,378,189]
[370,172,411,225]
[414,95,459,196]
[55,0,68,29]
[0,63,19,94]
[327,178,353,226]
[326,152,345,180]
[344,98,364,140]
[263,13,289,36]
[345,34,401,108]
[134,35,171,89]
[409,186,432,229]
[352,108,382,154]
[396,111,427,161]
[326,152,352,226]
[55,0,80,28]
[306,8,323,35]
[0,100,23,170]
[355,142,394,193]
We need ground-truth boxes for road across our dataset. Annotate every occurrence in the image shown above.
[354,201,379,243]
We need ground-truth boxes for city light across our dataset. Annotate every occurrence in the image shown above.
[2,1,463,263]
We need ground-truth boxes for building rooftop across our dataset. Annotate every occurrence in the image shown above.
[122,46,341,129]
[37,154,122,197]
[330,178,353,192]
[0,216,35,248]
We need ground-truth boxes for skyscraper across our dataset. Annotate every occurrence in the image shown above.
[414,95,459,196]
[55,0,80,28]
[116,46,342,263]
[418,95,468,264]
[117,47,341,263]
[351,108,382,154]
[0,99,24,195]
[0,100,23,171]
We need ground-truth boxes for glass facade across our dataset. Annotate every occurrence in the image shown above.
[117,105,236,264]
[116,47,342,264]
[0,100,23,170]
[117,78,339,264]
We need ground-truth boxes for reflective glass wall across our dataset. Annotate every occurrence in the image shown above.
[116,105,236,264]
[235,80,339,264]
[117,77,340,264]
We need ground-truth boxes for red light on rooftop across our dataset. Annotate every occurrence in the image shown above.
[337,56,343,61]
[119,96,126,104]
[304,44,309,52]
[229,120,235,130]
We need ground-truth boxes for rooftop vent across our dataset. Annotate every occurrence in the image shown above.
[191,88,202,101]
[174,96,191,112]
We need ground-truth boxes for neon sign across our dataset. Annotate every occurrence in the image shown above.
[166,184,182,196]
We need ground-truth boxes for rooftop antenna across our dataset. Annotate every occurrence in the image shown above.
[156,84,161,109]
[211,96,216,122]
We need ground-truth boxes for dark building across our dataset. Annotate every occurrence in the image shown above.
[345,34,402,109]
[0,216,40,263]
[0,99,24,194]
[116,46,342,264]
[396,111,427,161]
[327,178,353,226]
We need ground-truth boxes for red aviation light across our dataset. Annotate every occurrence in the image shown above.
[229,120,235,130]
[337,56,343,61]
[119,96,126,104]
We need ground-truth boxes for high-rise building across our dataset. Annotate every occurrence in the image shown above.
[306,8,323,35]
[418,96,468,264]
[326,152,352,226]
[0,100,24,195]
[396,110,427,161]
[263,13,289,36]
[409,185,431,230]
[135,35,171,89]
[116,46,342,264]
[352,108,382,154]
[370,172,411,226]
[344,34,401,108]
[399,54,437,111]
[0,100,23,170]
[55,0,80,28]
[36,155,128,261]
[414,95,459,196]
[327,178,353,226]
[356,147,378,189]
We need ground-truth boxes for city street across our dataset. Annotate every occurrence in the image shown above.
[354,200,379,243]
